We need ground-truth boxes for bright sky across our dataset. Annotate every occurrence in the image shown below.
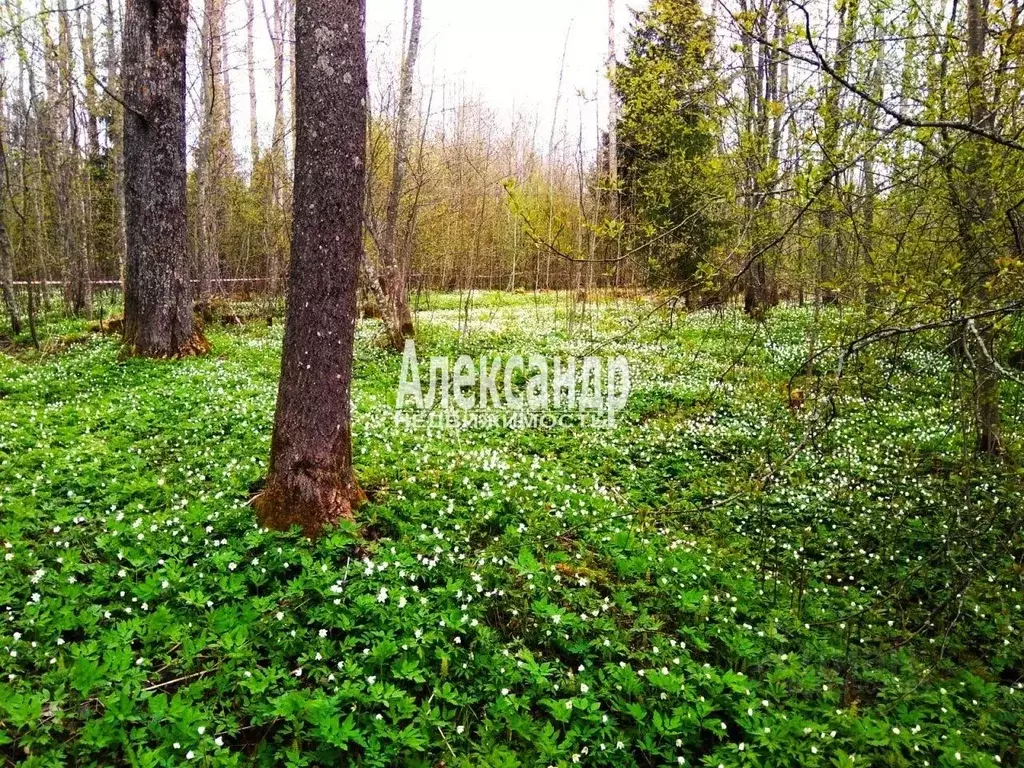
[218,0,649,162]
[365,0,648,154]
[4,0,648,163]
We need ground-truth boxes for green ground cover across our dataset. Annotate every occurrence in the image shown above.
[1,293,1021,766]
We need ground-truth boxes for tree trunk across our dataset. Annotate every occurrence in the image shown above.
[220,16,233,141]
[122,0,208,357]
[73,1,100,314]
[0,178,20,337]
[964,0,1002,456]
[0,62,23,336]
[245,0,259,165]
[264,0,287,162]
[859,19,884,309]
[105,0,127,290]
[0,227,18,337]
[262,0,288,295]
[606,0,618,213]
[14,9,52,315]
[196,0,231,314]
[816,0,859,306]
[254,0,367,537]
[379,0,422,350]
[77,3,102,157]
[738,0,780,316]
[49,0,92,317]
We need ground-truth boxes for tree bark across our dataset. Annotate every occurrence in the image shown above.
[196,0,231,314]
[379,0,421,350]
[104,0,126,290]
[47,0,92,316]
[739,0,781,316]
[122,0,208,357]
[861,26,882,309]
[13,3,52,311]
[254,0,367,536]
[261,0,288,295]
[607,0,618,212]
[245,0,259,165]
[964,0,1002,456]
[0,48,22,336]
[0,139,21,336]
[77,3,102,157]
[816,0,859,306]
[220,13,233,141]
[263,0,287,163]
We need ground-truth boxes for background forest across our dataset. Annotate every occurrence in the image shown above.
[1,0,1023,445]
[2,0,1024,765]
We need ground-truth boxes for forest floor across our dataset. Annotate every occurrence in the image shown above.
[1,291,1022,767]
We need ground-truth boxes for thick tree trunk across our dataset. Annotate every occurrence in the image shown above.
[254,0,367,537]
[122,0,208,357]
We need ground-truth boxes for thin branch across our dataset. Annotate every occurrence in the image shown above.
[732,0,1024,152]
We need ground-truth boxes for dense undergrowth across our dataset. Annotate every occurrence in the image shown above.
[1,292,1022,767]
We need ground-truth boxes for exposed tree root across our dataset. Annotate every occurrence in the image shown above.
[252,467,366,539]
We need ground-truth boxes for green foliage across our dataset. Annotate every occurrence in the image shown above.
[616,0,726,284]
[0,294,1022,766]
